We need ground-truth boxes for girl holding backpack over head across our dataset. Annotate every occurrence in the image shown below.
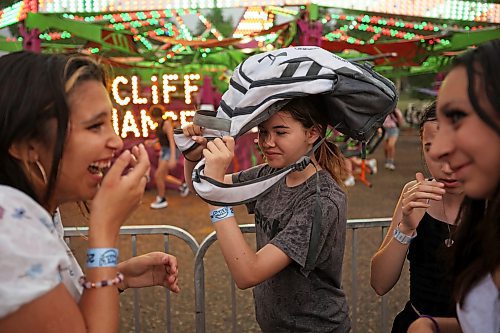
[175,46,397,332]
[182,96,351,332]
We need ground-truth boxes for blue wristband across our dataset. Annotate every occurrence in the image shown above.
[210,207,234,223]
[86,248,119,268]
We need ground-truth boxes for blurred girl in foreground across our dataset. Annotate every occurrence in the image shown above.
[409,39,500,333]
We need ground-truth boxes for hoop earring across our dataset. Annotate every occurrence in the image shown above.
[34,160,48,185]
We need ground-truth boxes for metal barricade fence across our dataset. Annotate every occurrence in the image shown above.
[346,218,392,333]
[64,218,393,333]
[64,225,199,333]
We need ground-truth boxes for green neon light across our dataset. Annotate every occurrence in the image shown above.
[0,1,24,29]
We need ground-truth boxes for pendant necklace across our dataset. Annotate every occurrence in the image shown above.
[444,224,454,247]
[442,200,454,247]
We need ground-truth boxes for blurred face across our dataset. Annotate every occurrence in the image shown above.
[258,111,317,168]
[421,121,463,195]
[53,80,123,204]
[429,66,500,199]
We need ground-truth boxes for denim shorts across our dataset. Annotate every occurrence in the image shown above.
[160,147,180,160]
[384,127,400,138]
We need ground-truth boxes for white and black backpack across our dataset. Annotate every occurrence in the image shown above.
[175,46,398,206]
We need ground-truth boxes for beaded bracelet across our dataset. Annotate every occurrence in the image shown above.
[419,315,441,333]
[79,272,124,289]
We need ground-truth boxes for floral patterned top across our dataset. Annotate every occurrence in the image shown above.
[0,185,83,318]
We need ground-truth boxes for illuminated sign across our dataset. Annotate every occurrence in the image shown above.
[111,74,201,106]
[110,73,201,138]
[113,108,196,138]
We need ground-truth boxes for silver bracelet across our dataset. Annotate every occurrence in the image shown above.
[393,222,417,245]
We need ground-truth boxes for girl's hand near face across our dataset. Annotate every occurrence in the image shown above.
[203,136,234,182]
[400,172,446,230]
[88,144,150,245]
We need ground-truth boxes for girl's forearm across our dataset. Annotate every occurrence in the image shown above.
[370,237,410,295]
[211,213,259,289]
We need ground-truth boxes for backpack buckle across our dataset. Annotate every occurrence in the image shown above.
[295,156,311,171]
[192,168,201,183]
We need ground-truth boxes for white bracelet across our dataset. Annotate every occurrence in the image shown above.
[393,223,417,245]
[86,248,119,268]
[209,207,234,223]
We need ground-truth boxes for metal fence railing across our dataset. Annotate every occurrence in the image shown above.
[64,225,199,333]
[64,217,394,333]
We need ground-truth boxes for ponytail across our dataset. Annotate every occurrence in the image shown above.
[315,139,346,186]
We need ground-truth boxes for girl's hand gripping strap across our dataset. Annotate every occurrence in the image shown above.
[174,128,224,155]
[193,110,231,132]
[174,110,231,156]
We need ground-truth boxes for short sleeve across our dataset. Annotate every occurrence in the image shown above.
[270,194,339,276]
[0,187,70,318]
[232,164,270,214]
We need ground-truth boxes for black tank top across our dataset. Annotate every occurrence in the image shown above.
[156,119,170,147]
[407,212,457,317]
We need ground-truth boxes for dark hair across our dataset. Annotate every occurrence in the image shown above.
[0,51,108,206]
[279,96,346,185]
[150,105,165,118]
[418,101,437,138]
[448,39,500,306]
[455,40,500,135]
[418,101,438,176]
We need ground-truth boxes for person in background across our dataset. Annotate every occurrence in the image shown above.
[181,96,351,332]
[383,107,404,170]
[343,156,377,187]
[149,105,189,209]
[0,52,179,332]
[166,117,190,195]
[370,102,464,333]
[409,39,500,333]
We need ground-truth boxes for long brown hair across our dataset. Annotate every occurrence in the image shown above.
[280,96,347,185]
[448,39,500,306]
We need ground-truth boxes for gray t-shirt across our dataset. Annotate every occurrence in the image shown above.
[233,165,351,332]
